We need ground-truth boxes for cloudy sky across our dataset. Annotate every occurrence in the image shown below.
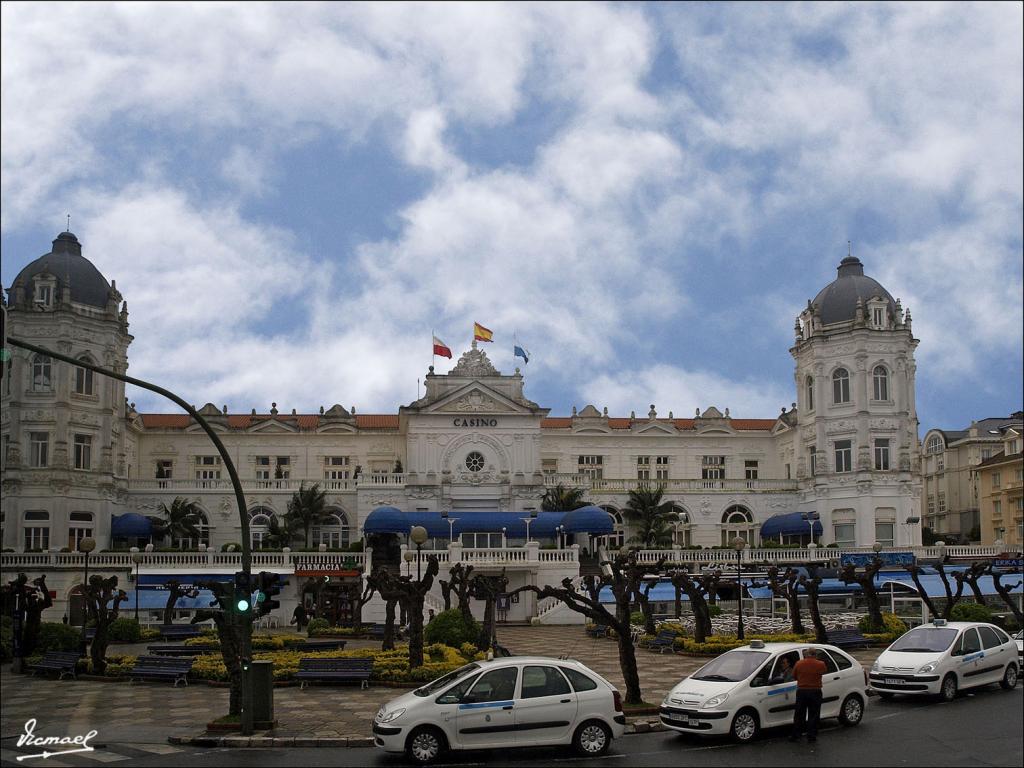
[2,2,1021,432]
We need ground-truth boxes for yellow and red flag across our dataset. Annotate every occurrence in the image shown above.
[473,322,493,343]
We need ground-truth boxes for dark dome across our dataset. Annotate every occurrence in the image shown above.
[811,256,896,325]
[10,231,112,309]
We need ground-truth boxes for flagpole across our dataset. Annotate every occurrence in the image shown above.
[431,327,435,371]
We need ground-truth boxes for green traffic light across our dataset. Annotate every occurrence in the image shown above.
[237,598,250,612]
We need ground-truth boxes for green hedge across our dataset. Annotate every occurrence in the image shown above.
[858,612,907,636]
[108,617,142,643]
[424,610,480,648]
[306,618,329,636]
[950,603,993,623]
[36,622,83,653]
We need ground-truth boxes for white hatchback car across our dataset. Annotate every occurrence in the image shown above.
[660,641,868,742]
[373,656,626,764]
[869,620,1019,700]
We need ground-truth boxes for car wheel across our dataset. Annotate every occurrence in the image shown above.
[876,691,895,700]
[939,673,958,702]
[573,720,612,756]
[999,664,1018,690]
[838,694,864,727]
[406,726,446,765]
[730,708,760,743]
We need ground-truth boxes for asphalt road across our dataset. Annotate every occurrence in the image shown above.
[3,686,1021,767]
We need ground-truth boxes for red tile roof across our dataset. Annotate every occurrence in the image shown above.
[730,419,776,430]
[140,413,399,431]
[540,418,572,429]
[355,415,400,429]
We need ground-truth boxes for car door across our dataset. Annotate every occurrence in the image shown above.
[749,652,798,728]
[821,648,859,711]
[977,626,1010,684]
[455,666,520,749]
[952,628,983,687]
[806,648,842,717]
[514,665,578,744]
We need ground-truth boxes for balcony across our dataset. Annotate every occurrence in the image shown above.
[543,474,799,493]
[0,550,368,571]
[129,474,408,493]
[628,544,1005,566]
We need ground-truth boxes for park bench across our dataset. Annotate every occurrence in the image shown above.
[157,625,202,640]
[645,629,679,654]
[586,624,609,639]
[295,658,373,689]
[84,627,97,642]
[29,651,80,680]
[826,628,872,649]
[147,643,219,656]
[128,655,194,686]
[300,639,348,652]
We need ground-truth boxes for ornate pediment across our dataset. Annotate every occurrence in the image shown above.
[424,382,533,415]
[450,346,499,377]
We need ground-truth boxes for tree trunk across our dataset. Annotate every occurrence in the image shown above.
[991,572,1023,625]
[164,587,180,626]
[218,618,244,716]
[23,609,43,656]
[478,598,496,652]
[440,581,452,612]
[408,595,425,668]
[674,584,681,619]
[804,585,828,643]
[787,592,805,636]
[615,624,643,705]
[382,598,397,651]
[640,593,656,635]
[862,586,884,632]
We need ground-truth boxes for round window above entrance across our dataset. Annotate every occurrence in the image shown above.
[465,451,485,472]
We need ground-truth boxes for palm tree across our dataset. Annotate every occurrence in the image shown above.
[149,497,204,548]
[287,482,329,548]
[540,483,588,512]
[622,486,675,549]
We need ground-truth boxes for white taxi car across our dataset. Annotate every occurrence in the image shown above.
[373,656,626,764]
[660,641,868,742]
[869,620,1019,700]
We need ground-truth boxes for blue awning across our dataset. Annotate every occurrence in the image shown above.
[111,513,152,538]
[364,506,613,538]
[111,589,219,610]
[760,512,822,538]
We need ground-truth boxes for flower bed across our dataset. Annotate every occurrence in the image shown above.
[184,633,307,651]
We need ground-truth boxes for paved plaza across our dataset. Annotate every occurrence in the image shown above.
[0,625,884,748]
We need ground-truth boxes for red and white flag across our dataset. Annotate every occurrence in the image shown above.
[432,335,452,358]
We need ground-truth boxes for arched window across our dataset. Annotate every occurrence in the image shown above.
[74,355,95,395]
[672,505,691,548]
[872,366,889,401]
[313,508,350,549]
[721,505,756,547]
[805,376,814,411]
[69,511,94,551]
[926,435,943,455]
[600,506,625,549]
[24,510,50,551]
[31,354,52,391]
[832,368,850,404]
[173,509,210,549]
[249,506,275,549]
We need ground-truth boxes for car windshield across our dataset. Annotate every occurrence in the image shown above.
[691,651,770,682]
[413,663,481,696]
[889,628,959,652]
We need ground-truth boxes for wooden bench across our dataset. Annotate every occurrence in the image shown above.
[646,629,679,654]
[294,658,373,689]
[826,628,872,648]
[29,651,80,680]
[365,624,386,639]
[158,625,203,640]
[129,656,194,686]
[301,639,348,652]
[586,624,609,638]
[147,643,219,656]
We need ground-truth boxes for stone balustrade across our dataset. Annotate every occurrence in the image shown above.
[543,473,798,493]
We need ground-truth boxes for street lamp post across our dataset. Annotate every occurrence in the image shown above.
[130,546,143,622]
[441,511,459,543]
[502,527,507,549]
[802,512,820,545]
[410,525,428,581]
[404,550,415,578]
[732,537,747,641]
[520,510,538,543]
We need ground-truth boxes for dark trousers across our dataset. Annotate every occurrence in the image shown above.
[792,689,823,738]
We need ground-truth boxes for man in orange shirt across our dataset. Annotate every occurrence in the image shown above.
[789,648,827,743]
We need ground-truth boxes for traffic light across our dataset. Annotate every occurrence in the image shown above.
[256,571,282,616]
[233,570,253,614]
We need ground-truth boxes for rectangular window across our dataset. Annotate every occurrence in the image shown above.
[29,432,49,467]
[198,455,220,466]
[992,472,1001,488]
[702,455,725,483]
[541,458,558,476]
[927,496,935,515]
[874,438,890,471]
[655,456,669,480]
[35,283,53,307]
[155,460,173,479]
[744,460,759,480]
[73,434,92,470]
[69,525,93,551]
[785,463,791,479]
[833,523,856,548]
[578,455,603,479]
[981,448,993,460]
[74,365,94,396]
[324,456,350,481]
[938,492,946,513]
[875,522,895,547]
[992,500,1002,517]
[809,445,817,477]
[637,455,650,481]
[276,456,290,479]
[25,527,50,551]
[834,440,853,473]
[461,532,504,549]
[873,307,883,326]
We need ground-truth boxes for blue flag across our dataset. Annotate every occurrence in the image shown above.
[514,344,529,364]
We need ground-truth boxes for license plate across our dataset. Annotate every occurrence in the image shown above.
[884,677,902,685]
[686,718,698,727]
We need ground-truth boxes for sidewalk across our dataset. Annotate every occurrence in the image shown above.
[1,626,884,748]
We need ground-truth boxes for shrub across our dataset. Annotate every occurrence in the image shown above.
[708,605,723,617]
[140,627,161,641]
[629,611,645,626]
[108,617,142,643]
[950,603,993,623]
[306,618,329,637]
[424,610,480,648]
[36,622,83,653]
[858,612,907,636]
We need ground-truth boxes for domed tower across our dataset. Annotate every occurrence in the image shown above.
[790,254,922,547]
[2,231,133,552]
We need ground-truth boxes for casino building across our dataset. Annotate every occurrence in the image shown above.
[1,231,925,623]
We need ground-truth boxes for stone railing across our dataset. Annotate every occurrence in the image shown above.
[543,474,798,493]
[127,474,408,493]
[630,544,1004,565]
[0,550,368,571]
[398,542,579,570]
